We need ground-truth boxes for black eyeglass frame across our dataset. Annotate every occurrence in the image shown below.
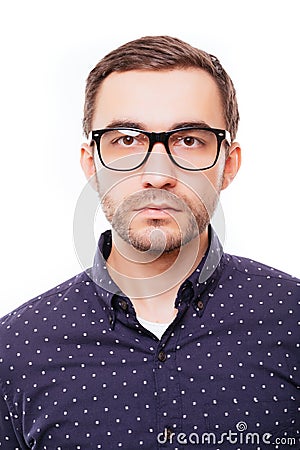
[89,126,231,172]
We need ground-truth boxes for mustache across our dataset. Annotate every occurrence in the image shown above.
[116,189,192,213]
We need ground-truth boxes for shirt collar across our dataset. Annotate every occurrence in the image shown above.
[90,225,224,308]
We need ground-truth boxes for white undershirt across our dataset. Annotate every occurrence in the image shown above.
[137,316,172,340]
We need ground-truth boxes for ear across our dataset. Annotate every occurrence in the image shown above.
[221,142,242,190]
[80,143,99,192]
[80,143,96,180]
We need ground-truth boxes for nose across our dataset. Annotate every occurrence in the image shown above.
[140,142,177,189]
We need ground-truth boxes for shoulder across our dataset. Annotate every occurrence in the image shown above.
[220,252,300,311]
[216,253,300,348]
[0,269,112,395]
[0,269,110,379]
[223,252,300,286]
[0,269,97,330]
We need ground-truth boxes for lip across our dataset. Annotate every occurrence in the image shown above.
[134,203,181,212]
[136,207,178,218]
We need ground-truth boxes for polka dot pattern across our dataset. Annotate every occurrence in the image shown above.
[0,228,299,449]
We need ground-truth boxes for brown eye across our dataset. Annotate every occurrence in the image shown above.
[183,137,195,146]
[122,136,135,145]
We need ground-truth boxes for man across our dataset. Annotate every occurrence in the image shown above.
[0,36,299,449]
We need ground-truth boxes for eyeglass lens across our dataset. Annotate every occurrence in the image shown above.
[99,129,219,170]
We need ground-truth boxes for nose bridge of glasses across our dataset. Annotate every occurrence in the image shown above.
[142,131,176,174]
[148,131,169,153]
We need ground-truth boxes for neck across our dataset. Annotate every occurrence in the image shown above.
[106,228,209,322]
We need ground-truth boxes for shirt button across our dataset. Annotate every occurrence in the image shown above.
[119,300,128,311]
[197,300,204,310]
[158,350,167,362]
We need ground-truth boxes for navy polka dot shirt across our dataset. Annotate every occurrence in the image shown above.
[0,228,299,449]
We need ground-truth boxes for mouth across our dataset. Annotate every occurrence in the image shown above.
[134,203,181,212]
[133,204,182,219]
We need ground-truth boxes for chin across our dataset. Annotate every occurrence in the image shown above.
[128,225,198,254]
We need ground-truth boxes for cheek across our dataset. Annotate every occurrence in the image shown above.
[177,167,223,206]
[95,166,139,204]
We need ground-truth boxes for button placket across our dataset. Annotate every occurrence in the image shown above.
[154,337,183,442]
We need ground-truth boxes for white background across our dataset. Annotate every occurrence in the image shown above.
[0,0,299,316]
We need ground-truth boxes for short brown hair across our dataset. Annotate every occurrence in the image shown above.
[83,36,239,140]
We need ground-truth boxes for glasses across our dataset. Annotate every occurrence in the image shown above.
[90,126,231,171]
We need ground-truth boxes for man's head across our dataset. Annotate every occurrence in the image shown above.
[83,35,239,141]
[81,36,241,255]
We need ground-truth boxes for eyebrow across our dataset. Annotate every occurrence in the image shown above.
[103,119,212,131]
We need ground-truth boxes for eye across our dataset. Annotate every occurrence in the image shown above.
[118,135,136,146]
[182,136,197,146]
[111,130,147,147]
[173,135,203,148]
[170,129,214,150]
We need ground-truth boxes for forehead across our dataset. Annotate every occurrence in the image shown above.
[92,69,226,131]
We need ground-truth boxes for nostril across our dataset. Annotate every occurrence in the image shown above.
[141,170,177,190]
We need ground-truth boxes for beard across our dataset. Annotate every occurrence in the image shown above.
[99,186,220,254]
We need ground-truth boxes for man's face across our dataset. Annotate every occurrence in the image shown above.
[88,69,233,253]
